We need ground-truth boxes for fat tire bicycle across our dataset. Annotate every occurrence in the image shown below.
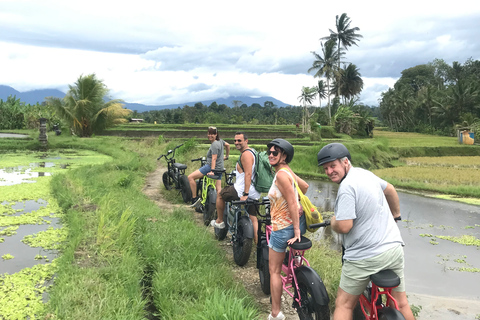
[157,144,192,203]
[191,157,225,226]
[256,201,331,320]
[214,171,263,267]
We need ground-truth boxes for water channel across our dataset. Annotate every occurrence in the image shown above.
[304,179,480,300]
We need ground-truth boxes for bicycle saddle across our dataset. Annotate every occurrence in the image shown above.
[289,236,312,250]
[370,269,400,288]
[173,163,187,170]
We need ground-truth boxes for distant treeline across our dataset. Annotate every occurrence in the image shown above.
[379,58,480,135]
[132,101,381,127]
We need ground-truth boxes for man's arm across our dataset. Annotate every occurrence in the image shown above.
[330,216,353,234]
[384,183,401,219]
[240,150,255,200]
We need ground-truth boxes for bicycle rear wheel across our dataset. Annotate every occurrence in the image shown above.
[179,175,192,203]
[162,171,173,190]
[378,307,406,320]
[295,278,330,320]
[233,222,252,266]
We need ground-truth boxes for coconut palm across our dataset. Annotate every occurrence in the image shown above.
[322,13,363,97]
[332,63,364,104]
[308,39,339,121]
[298,86,317,133]
[46,74,130,137]
[316,80,327,108]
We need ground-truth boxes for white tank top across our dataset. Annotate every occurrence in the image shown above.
[234,151,260,199]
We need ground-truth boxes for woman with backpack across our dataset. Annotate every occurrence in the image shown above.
[266,138,309,320]
[188,126,230,206]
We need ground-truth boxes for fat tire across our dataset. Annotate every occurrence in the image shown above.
[162,171,173,190]
[214,226,228,241]
[259,255,270,294]
[295,278,330,320]
[179,175,192,203]
[203,187,216,226]
[353,302,366,320]
[378,307,406,320]
[233,223,253,266]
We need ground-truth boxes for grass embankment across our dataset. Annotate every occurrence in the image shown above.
[43,136,258,319]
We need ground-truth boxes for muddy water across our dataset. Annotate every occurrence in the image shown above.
[304,179,480,300]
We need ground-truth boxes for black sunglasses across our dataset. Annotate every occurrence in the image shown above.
[267,150,279,156]
[234,139,243,142]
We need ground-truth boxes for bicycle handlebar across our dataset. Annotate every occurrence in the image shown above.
[191,157,204,162]
[157,144,183,160]
[308,220,331,229]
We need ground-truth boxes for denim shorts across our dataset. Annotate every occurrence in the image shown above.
[269,214,306,253]
[199,164,222,180]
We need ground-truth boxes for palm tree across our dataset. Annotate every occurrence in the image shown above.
[316,80,327,108]
[332,63,364,104]
[308,39,339,121]
[322,13,363,97]
[298,86,317,133]
[46,74,130,137]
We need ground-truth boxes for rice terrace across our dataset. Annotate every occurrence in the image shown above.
[0,122,479,320]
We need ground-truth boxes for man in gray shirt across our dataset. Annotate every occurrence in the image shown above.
[317,143,415,320]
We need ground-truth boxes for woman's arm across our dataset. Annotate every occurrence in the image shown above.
[294,174,309,194]
[224,141,230,160]
[210,154,217,170]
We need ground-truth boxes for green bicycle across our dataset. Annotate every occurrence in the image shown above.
[191,157,225,226]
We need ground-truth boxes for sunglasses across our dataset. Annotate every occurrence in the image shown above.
[267,150,279,156]
[234,139,243,142]
[208,126,217,130]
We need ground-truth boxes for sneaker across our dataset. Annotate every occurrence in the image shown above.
[210,220,225,229]
[267,311,285,320]
[189,197,201,207]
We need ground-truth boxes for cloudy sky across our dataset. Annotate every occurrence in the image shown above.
[1,0,479,107]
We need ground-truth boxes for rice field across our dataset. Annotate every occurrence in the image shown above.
[373,130,458,147]
[373,156,480,198]
[403,156,480,168]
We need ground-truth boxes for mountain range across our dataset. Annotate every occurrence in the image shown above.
[0,85,291,112]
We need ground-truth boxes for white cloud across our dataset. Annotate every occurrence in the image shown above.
[0,0,479,107]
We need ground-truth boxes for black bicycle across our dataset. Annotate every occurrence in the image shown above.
[157,144,192,203]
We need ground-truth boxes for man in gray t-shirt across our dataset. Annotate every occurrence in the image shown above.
[317,143,415,320]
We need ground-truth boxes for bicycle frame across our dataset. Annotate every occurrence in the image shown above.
[265,224,311,301]
[357,271,404,320]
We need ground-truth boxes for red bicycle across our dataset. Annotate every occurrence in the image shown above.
[353,269,406,320]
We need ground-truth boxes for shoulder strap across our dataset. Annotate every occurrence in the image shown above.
[279,168,304,196]
[238,148,255,171]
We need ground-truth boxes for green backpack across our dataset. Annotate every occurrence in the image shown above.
[238,148,274,193]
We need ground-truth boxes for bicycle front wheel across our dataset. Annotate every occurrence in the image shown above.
[179,175,192,203]
[233,222,253,266]
[259,253,270,294]
[162,171,173,190]
[203,187,216,226]
[295,278,330,320]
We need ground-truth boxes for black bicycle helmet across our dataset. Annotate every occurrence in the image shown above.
[317,143,351,166]
[267,138,294,163]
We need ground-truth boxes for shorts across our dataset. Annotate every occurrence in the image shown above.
[219,185,257,216]
[268,214,306,253]
[199,164,222,180]
[340,244,405,295]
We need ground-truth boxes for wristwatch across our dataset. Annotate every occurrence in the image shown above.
[243,192,249,196]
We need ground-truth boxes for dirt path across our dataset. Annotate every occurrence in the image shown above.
[143,165,480,320]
